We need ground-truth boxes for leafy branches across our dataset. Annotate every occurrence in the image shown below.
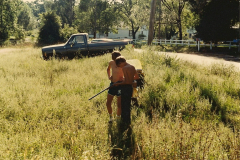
[116,0,150,39]
[0,0,19,43]
[196,0,238,43]
[37,12,62,45]
[162,0,186,40]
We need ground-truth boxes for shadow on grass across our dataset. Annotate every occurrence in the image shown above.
[108,121,136,160]
[135,44,240,63]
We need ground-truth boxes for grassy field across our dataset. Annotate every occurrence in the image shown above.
[0,45,240,159]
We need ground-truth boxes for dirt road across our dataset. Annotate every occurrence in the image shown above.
[135,49,240,72]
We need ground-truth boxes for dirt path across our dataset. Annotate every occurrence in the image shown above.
[134,49,240,72]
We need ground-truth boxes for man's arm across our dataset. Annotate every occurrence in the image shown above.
[107,62,112,80]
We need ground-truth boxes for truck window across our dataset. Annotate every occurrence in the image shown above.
[75,36,84,43]
[69,35,84,44]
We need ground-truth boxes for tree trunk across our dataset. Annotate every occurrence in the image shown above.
[148,0,157,45]
[132,22,135,39]
[177,5,182,40]
[178,18,182,40]
[131,21,139,40]
[158,0,161,40]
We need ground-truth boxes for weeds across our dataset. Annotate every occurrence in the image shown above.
[0,46,239,159]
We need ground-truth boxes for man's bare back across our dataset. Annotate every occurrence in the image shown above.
[107,60,124,82]
[122,63,139,85]
[114,56,139,86]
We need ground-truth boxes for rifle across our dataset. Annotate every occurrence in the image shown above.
[88,83,116,100]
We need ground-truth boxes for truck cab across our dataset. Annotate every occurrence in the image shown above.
[42,33,129,60]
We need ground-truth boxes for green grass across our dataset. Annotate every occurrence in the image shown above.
[0,45,240,159]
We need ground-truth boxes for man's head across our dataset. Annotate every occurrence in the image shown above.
[115,56,126,68]
[112,51,121,60]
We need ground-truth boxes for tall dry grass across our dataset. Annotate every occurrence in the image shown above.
[0,45,239,159]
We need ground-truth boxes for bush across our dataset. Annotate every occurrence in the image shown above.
[14,26,26,41]
[37,12,62,45]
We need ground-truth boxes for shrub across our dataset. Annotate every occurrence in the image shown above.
[37,12,62,45]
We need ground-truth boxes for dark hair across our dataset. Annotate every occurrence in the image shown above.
[115,56,126,66]
[112,51,121,60]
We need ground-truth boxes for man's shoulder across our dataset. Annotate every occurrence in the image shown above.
[123,64,135,70]
[109,60,115,65]
[127,63,135,68]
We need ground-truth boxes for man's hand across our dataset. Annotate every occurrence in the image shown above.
[113,82,119,86]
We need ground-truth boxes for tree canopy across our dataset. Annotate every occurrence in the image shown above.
[37,12,62,44]
[0,0,239,45]
[196,0,238,43]
[0,0,19,44]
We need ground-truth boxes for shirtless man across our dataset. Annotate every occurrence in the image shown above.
[106,51,124,122]
[114,56,139,125]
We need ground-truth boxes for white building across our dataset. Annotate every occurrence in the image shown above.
[94,26,149,40]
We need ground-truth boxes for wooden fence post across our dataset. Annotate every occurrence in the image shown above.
[198,41,200,51]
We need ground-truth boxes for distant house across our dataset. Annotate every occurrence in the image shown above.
[186,28,196,39]
[94,26,149,40]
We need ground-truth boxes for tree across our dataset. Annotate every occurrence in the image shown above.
[26,0,45,18]
[116,0,150,40]
[54,0,75,27]
[38,12,62,44]
[75,0,115,38]
[162,0,186,40]
[100,4,118,36]
[185,0,210,15]
[159,0,177,39]
[17,2,34,30]
[0,0,19,44]
[148,0,156,45]
[196,0,238,43]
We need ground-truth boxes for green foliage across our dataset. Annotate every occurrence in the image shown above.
[116,0,150,39]
[14,25,26,41]
[196,0,238,42]
[61,24,78,41]
[55,0,75,26]
[186,0,209,14]
[17,3,31,30]
[38,12,62,45]
[26,0,45,18]
[75,0,117,37]
[0,0,19,44]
